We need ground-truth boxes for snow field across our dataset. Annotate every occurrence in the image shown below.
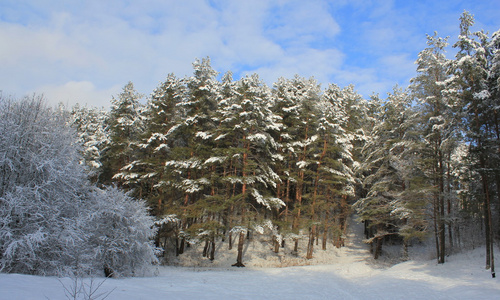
[1,247,499,299]
[1,217,499,299]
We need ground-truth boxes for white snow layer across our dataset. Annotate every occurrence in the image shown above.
[1,217,499,299]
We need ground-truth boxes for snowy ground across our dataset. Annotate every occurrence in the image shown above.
[1,217,499,299]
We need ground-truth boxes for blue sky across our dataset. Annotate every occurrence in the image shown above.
[1,0,499,108]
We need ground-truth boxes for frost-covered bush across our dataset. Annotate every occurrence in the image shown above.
[0,95,158,276]
[0,96,89,275]
[0,185,92,275]
[87,186,159,277]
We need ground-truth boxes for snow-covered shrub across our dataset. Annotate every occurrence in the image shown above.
[87,186,159,277]
[0,186,91,275]
[0,95,158,277]
[0,95,89,275]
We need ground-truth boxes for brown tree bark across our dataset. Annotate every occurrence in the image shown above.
[274,238,280,254]
[306,225,316,259]
[232,231,246,267]
[209,235,215,261]
[322,226,328,251]
[373,237,383,260]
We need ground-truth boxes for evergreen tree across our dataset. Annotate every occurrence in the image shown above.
[410,32,458,263]
[100,82,144,185]
[162,58,220,255]
[446,11,497,275]
[115,74,186,215]
[70,104,109,183]
[272,75,321,255]
[489,29,500,240]
[215,74,284,266]
[355,87,423,259]
[314,84,364,254]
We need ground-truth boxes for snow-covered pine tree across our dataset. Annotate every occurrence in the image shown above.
[100,82,144,185]
[312,84,362,255]
[70,104,109,182]
[115,74,186,215]
[410,32,459,263]
[197,70,238,258]
[446,11,497,275]
[337,84,371,169]
[489,29,500,242]
[214,73,284,266]
[355,87,422,259]
[272,75,321,256]
[162,58,220,255]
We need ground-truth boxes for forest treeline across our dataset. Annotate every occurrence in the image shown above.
[1,11,498,276]
[70,12,499,271]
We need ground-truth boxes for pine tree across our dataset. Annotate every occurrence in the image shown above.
[355,87,421,259]
[115,74,186,216]
[272,75,322,256]
[315,84,363,253]
[489,29,500,243]
[100,82,144,185]
[162,58,220,255]
[215,74,283,266]
[410,32,458,263]
[446,11,496,276]
[70,104,109,182]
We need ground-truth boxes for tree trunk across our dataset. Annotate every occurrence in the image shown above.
[402,240,409,261]
[446,156,454,251]
[335,235,343,248]
[104,265,114,278]
[480,169,495,277]
[274,238,280,254]
[374,237,383,259]
[293,239,299,256]
[438,150,446,264]
[209,235,215,261]
[306,225,316,259]
[433,196,440,263]
[316,228,319,246]
[438,198,446,264]
[203,240,209,257]
[496,172,500,239]
[178,237,185,255]
[322,226,328,250]
[494,110,500,240]
[232,232,246,267]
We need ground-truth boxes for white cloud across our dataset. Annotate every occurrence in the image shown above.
[254,48,344,87]
[2,0,499,107]
[263,0,340,47]
[379,54,415,78]
[3,14,106,65]
[0,0,347,107]
[210,0,343,86]
[37,81,121,108]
